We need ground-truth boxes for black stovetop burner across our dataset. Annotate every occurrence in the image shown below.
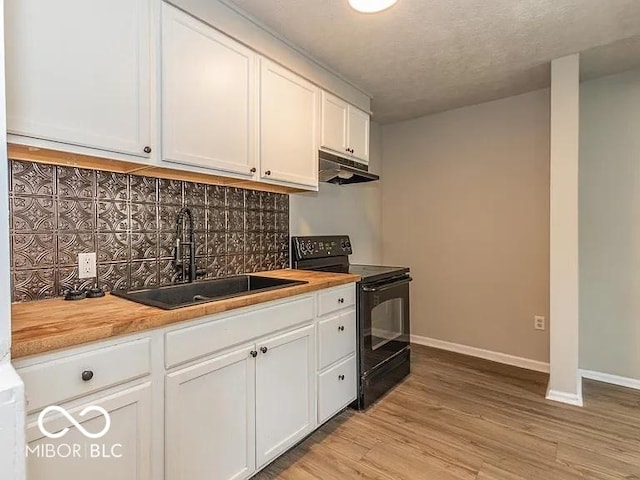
[290,235,409,283]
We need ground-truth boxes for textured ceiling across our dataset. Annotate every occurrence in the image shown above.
[227,0,640,123]
[580,35,640,81]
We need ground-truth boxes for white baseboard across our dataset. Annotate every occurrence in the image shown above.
[410,334,550,373]
[546,389,584,407]
[580,369,640,391]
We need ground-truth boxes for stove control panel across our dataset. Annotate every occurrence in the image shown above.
[291,235,352,260]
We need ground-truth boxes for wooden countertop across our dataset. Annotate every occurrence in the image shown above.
[11,269,360,359]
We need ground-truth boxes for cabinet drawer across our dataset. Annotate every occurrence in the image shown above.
[317,284,355,317]
[318,354,357,424]
[166,296,314,368]
[18,338,151,413]
[318,310,356,370]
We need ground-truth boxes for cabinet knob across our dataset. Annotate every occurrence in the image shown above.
[260,346,268,354]
[81,370,94,382]
[338,374,345,381]
[338,297,344,304]
[264,170,271,176]
[250,350,258,358]
[250,167,256,173]
[143,146,152,154]
[338,325,345,332]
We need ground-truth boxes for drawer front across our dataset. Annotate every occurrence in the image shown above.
[318,310,356,370]
[19,338,151,413]
[318,354,357,424]
[166,295,314,368]
[317,284,356,317]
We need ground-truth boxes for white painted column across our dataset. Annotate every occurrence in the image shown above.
[0,0,26,477]
[546,54,582,406]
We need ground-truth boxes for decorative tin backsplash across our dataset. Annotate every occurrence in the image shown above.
[9,160,290,302]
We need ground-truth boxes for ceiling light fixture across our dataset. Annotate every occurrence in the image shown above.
[348,0,398,13]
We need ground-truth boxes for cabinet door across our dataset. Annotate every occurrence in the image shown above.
[347,105,370,164]
[26,382,152,480]
[320,91,348,155]
[5,0,152,158]
[165,344,256,480]
[161,4,256,176]
[260,59,318,188]
[255,324,315,468]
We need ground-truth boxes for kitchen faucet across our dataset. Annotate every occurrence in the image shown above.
[173,207,204,283]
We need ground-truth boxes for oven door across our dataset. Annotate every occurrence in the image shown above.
[359,274,411,373]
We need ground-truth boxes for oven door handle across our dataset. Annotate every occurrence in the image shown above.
[361,276,412,293]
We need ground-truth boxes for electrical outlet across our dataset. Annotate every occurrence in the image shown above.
[534,315,545,331]
[78,252,97,279]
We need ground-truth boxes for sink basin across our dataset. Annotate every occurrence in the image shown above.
[111,275,307,310]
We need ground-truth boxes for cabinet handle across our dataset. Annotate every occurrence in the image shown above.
[81,370,94,382]
[250,350,258,358]
[338,374,345,381]
[250,167,256,173]
[264,170,271,176]
[260,346,268,354]
[338,325,345,332]
[143,146,152,154]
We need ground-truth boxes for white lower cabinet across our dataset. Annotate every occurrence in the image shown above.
[18,285,357,480]
[25,382,152,480]
[255,325,315,468]
[165,343,256,480]
[165,323,315,479]
[318,354,357,425]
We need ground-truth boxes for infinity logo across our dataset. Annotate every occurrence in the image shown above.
[38,405,111,439]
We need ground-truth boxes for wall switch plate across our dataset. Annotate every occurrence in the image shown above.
[78,252,97,279]
[534,315,545,331]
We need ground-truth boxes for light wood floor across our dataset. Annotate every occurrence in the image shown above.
[254,344,640,479]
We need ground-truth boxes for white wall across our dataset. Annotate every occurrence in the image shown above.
[0,2,26,477]
[547,54,582,406]
[381,90,551,364]
[290,122,382,264]
[0,0,9,364]
[580,67,640,381]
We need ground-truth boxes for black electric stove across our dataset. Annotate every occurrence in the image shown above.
[291,235,411,409]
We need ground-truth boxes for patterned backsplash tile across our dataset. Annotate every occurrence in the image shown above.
[9,160,290,302]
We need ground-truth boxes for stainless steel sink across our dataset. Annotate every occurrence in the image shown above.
[111,275,307,310]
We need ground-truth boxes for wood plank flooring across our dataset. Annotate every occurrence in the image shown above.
[253,344,640,479]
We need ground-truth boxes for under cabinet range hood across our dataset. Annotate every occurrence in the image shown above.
[318,150,379,185]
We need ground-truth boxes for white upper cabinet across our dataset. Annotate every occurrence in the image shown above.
[347,105,370,164]
[5,0,153,159]
[161,3,257,177]
[259,58,319,189]
[320,91,348,155]
[320,91,370,164]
